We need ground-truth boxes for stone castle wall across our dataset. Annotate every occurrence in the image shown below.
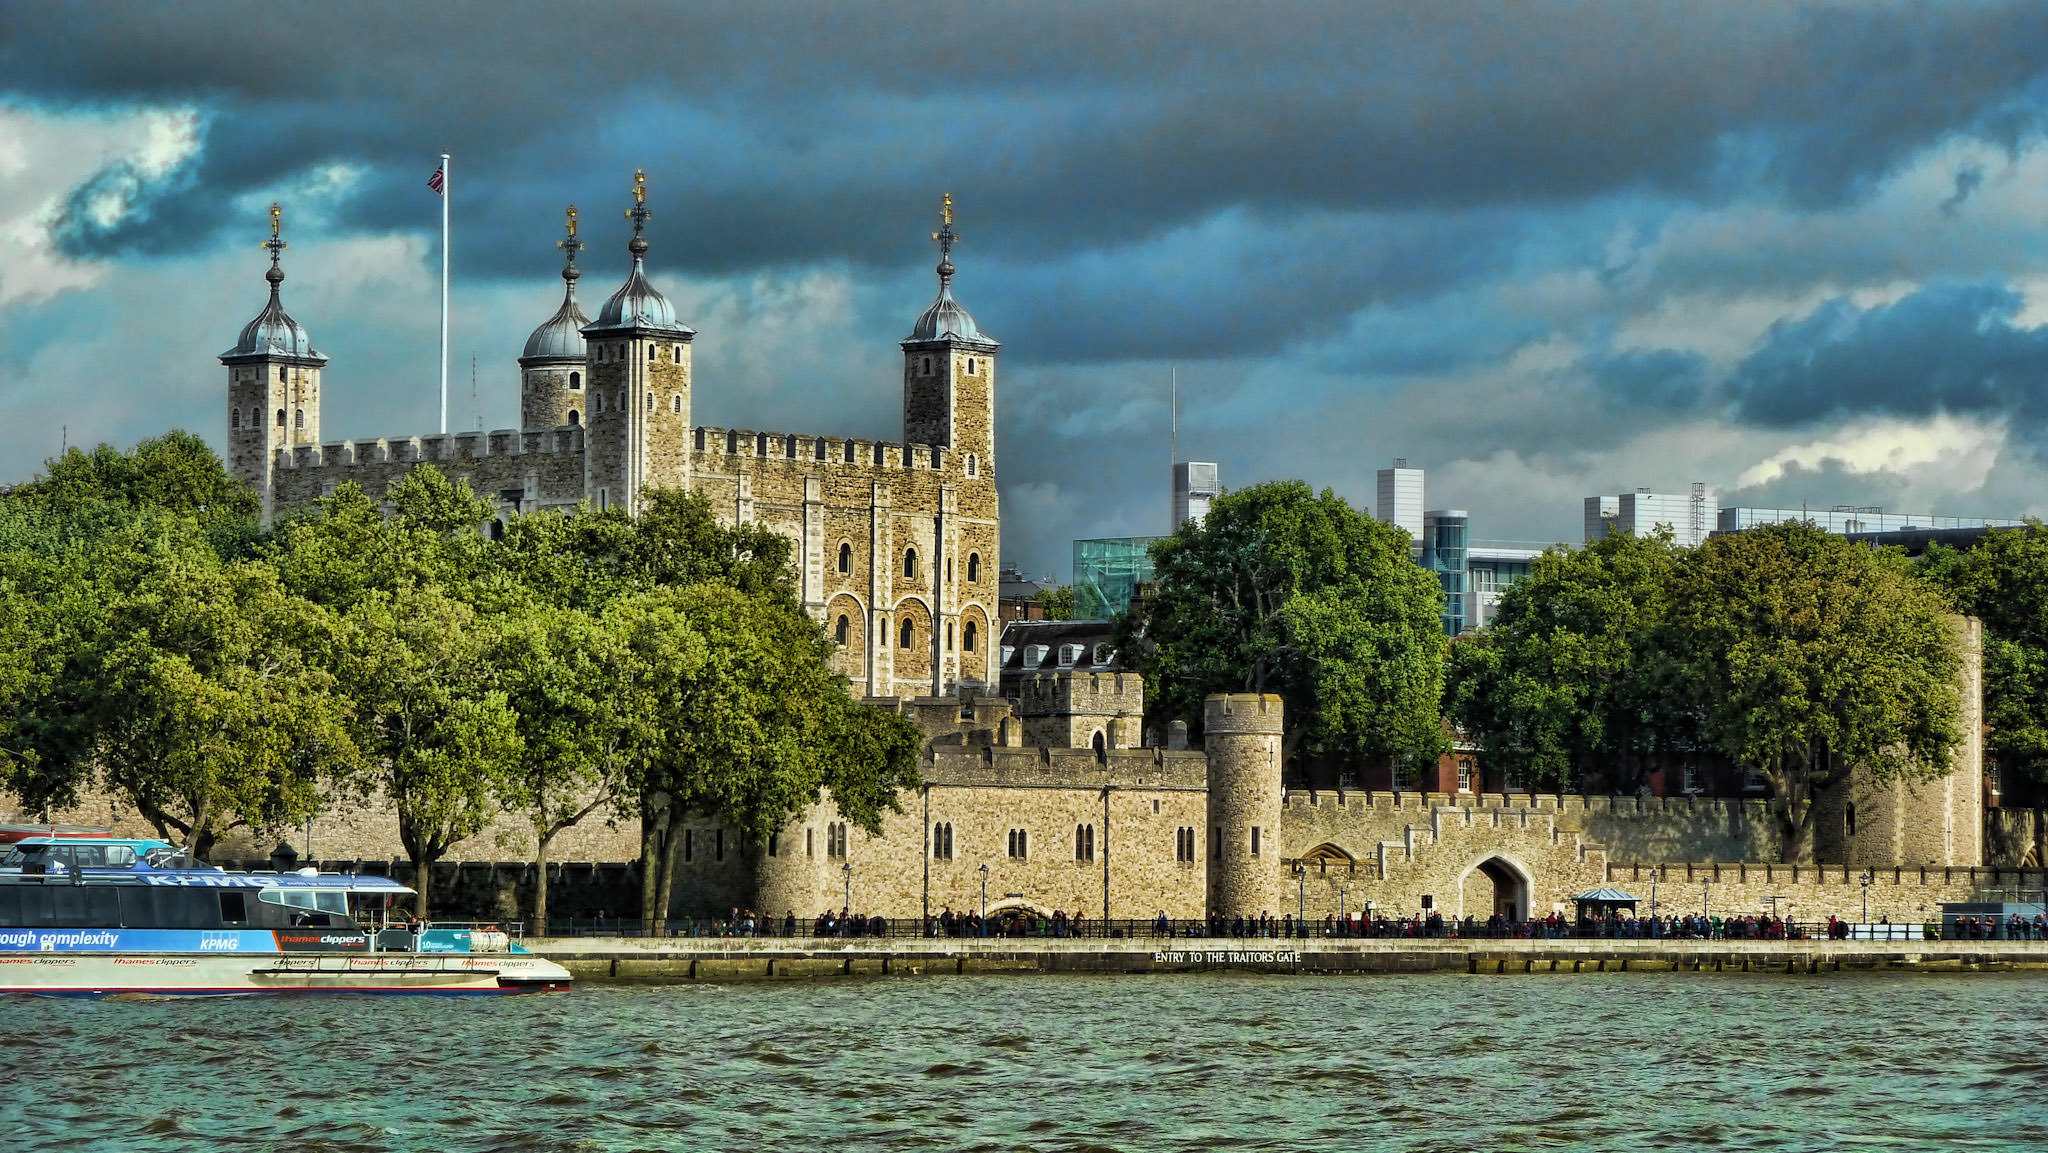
[265,427,590,517]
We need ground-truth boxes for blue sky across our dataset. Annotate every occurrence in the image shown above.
[6,1,2048,577]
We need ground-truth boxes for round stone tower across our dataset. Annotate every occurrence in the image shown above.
[1204,693,1284,919]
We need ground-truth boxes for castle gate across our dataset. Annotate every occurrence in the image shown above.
[1462,856,1532,922]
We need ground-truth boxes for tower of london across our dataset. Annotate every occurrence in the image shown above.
[223,177,998,702]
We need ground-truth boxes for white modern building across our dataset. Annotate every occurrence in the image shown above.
[1377,459,1426,544]
[1172,461,1220,529]
[1717,506,2024,535]
[1584,484,1716,548]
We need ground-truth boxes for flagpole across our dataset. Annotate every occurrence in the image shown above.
[439,151,450,435]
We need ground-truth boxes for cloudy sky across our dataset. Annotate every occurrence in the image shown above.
[6,1,2048,576]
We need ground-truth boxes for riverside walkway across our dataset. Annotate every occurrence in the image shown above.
[528,936,2048,981]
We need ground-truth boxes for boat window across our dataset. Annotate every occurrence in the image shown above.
[257,889,349,914]
[219,891,248,924]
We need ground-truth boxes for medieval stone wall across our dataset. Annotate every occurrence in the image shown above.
[265,427,590,516]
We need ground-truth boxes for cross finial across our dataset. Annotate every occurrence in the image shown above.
[557,204,583,283]
[626,170,651,258]
[930,192,957,287]
[264,202,287,263]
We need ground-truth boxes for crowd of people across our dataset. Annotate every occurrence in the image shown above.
[571,905,2048,941]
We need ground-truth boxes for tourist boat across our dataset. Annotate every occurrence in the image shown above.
[0,840,572,997]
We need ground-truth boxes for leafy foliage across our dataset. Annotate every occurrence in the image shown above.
[1115,480,1447,771]
[1922,522,2048,786]
[1446,529,1684,792]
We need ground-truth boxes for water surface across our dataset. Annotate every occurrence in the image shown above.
[2,972,2043,1152]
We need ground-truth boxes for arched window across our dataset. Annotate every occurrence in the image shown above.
[838,543,852,573]
[276,409,286,427]
[647,344,655,361]
[903,549,918,578]
[672,394,682,413]
[567,409,580,426]
[967,554,981,582]
[786,435,797,458]
[1076,825,1094,862]
[1092,730,1107,755]
[966,454,977,477]
[899,618,914,648]
[835,615,850,645]
[726,429,739,453]
[756,432,769,456]
[595,393,605,414]
[231,407,241,429]
[294,408,304,429]
[279,367,287,382]
[967,357,976,374]
[963,620,977,653]
[920,356,931,375]
[673,346,683,363]
[569,371,581,390]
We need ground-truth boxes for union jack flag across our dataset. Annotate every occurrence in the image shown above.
[427,165,445,195]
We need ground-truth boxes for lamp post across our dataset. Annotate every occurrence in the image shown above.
[978,863,989,937]
[1702,879,1710,925]
[1294,864,1306,934]
[1860,870,1873,926]
[1648,867,1659,918]
[841,861,852,915]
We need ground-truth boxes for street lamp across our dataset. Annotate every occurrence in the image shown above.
[841,861,852,916]
[1648,867,1659,918]
[1860,870,1873,926]
[1702,879,1710,926]
[977,863,989,937]
[1293,864,1306,934]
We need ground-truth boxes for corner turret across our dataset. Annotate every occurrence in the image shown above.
[221,203,326,523]
[520,205,592,432]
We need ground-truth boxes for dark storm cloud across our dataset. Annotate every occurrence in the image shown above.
[1723,281,2048,431]
[13,0,2048,280]
[1587,348,1711,411]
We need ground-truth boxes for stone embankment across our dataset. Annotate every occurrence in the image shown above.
[529,937,2048,982]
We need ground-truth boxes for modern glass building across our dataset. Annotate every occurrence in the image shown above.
[1420,510,1468,636]
[1072,537,1164,619]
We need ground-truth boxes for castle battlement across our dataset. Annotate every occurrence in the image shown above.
[274,426,586,470]
[1014,671,1143,719]
[691,427,955,473]
[927,743,1210,790]
[1282,789,1775,823]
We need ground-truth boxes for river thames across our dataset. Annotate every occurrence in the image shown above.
[3,972,2042,1151]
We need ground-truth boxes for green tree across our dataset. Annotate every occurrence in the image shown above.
[1446,530,1685,792]
[1922,522,2048,787]
[494,599,668,931]
[9,431,263,557]
[334,584,520,919]
[1665,521,1962,861]
[630,583,921,930]
[1114,480,1448,772]
[0,520,353,856]
[1033,585,1075,621]
[495,487,794,612]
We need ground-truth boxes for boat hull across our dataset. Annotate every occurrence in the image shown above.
[0,951,573,997]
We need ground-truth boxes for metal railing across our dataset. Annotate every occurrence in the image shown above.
[533,914,2048,943]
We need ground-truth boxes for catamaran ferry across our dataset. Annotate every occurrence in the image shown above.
[0,838,572,997]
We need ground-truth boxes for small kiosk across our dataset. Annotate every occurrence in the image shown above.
[1572,887,1641,936]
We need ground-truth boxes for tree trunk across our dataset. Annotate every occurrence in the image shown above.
[413,851,435,922]
[532,825,554,937]
[639,794,671,928]
[654,828,683,936]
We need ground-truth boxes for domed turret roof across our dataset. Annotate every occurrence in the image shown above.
[583,170,694,339]
[522,214,591,364]
[221,236,326,365]
[902,192,997,348]
[906,283,995,345]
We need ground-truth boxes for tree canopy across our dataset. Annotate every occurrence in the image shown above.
[1923,522,2048,788]
[1114,480,1448,772]
[0,435,924,924]
[1446,529,1685,792]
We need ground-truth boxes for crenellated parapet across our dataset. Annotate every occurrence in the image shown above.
[690,426,961,476]
[273,425,586,471]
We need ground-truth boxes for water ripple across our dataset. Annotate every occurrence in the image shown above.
[2,973,2045,1151]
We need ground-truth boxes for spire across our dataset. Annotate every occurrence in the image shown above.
[223,201,324,364]
[557,203,583,289]
[625,169,650,260]
[905,192,995,346]
[263,202,287,291]
[931,191,957,289]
